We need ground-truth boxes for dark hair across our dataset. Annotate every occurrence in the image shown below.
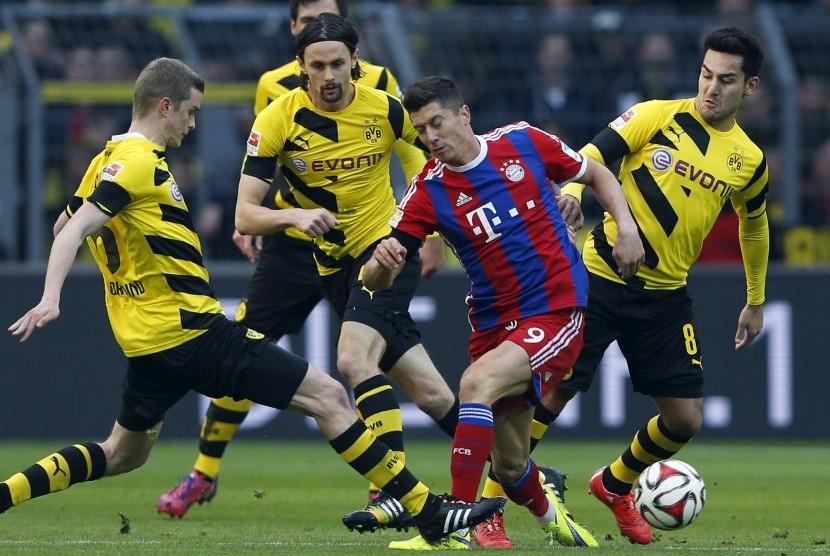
[295,12,362,91]
[402,75,465,114]
[289,0,348,21]
[703,27,764,79]
[133,57,204,118]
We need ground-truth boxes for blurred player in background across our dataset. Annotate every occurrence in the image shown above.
[4,58,504,543]
[549,27,769,545]
[363,75,644,549]
[156,0,446,522]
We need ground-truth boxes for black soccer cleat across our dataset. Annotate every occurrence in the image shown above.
[415,494,506,544]
[342,492,415,533]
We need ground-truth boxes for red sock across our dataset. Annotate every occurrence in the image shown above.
[501,459,550,516]
[450,403,494,501]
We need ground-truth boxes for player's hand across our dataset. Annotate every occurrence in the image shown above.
[612,224,644,279]
[735,303,763,350]
[373,237,407,270]
[419,235,444,279]
[8,298,60,342]
[566,225,577,245]
[557,194,584,231]
[232,229,263,263]
[291,209,338,238]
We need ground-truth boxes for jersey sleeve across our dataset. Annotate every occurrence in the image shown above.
[388,177,437,242]
[526,125,587,187]
[731,154,770,305]
[606,101,664,156]
[241,104,285,182]
[87,149,150,217]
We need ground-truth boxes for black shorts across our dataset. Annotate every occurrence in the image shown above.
[322,241,422,371]
[117,315,309,431]
[234,235,325,339]
[559,273,704,398]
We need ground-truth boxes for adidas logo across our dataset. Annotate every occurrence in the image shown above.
[456,192,473,206]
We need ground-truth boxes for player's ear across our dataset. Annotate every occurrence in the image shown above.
[352,48,359,68]
[296,55,305,73]
[743,75,760,97]
[460,105,471,124]
[159,97,171,116]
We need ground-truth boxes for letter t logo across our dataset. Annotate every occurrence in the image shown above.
[466,202,502,243]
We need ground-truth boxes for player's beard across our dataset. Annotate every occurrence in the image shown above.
[320,83,344,104]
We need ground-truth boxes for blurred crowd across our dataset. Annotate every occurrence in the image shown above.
[0,0,829,263]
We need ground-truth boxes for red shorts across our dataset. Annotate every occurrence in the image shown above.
[469,308,585,414]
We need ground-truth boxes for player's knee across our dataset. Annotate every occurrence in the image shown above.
[336,350,376,385]
[458,368,491,404]
[315,374,353,413]
[662,410,703,438]
[411,387,454,419]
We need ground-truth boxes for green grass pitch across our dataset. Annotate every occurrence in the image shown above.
[0,440,827,555]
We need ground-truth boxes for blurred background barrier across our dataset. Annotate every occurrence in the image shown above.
[0,2,829,264]
[1,266,827,440]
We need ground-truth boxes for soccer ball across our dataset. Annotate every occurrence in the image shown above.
[633,460,706,530]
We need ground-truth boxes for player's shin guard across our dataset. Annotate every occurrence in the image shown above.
[0,443,106,513]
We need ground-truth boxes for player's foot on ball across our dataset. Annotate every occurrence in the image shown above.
[156,470,217,518]
[589,467,652,545]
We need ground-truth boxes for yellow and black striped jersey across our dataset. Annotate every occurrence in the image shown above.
[242,83,425,275]
[67,133,223,357]
[254,60,427,241]
[254,59,428,243]
[562,98,769,300]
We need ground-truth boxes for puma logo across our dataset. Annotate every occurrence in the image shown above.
[667,125,684,142]
[51,456,67,477]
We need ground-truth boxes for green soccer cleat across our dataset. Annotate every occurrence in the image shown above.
[540,485,599,547]
[388,532,473,550]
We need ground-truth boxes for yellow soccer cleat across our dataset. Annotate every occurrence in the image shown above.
[540,485,599,547]
[388,532,473,550]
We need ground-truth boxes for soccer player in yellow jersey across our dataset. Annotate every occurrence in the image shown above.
[233,13,470,536]
[3,57,503,541]
[156,0,446,522]
[541,27,769,545]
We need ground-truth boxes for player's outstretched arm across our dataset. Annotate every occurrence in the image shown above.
[9,202,110,342]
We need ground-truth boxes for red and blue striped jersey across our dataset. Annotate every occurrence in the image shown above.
[392,122,588,332]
